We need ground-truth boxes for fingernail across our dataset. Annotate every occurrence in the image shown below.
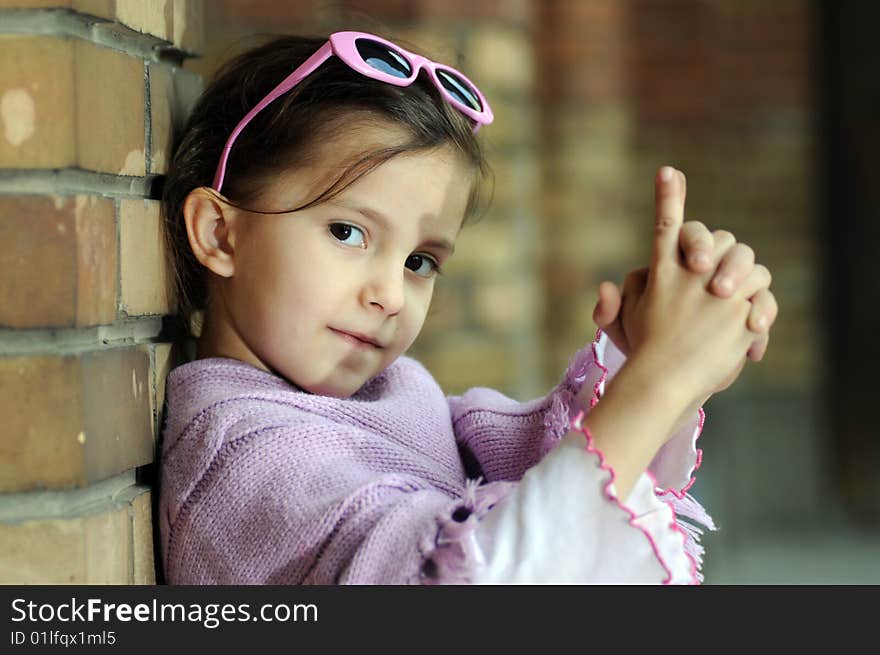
[660,166,674,182]
[714,276,732,292]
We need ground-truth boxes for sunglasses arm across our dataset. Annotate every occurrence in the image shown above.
[212,42,335,191]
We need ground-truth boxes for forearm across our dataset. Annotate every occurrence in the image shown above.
[570,355,690,501]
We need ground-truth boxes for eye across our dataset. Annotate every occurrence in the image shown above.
[329,222,366,248]
[406,254,440,278]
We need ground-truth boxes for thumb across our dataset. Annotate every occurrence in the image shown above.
[593,281,630,355]
[592,281,622,328]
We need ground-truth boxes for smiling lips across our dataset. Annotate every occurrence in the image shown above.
[330,328,384,349]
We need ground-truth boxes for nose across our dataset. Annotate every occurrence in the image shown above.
[361,261,405,317]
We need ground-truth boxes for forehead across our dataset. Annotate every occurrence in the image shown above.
[265,119,475,232]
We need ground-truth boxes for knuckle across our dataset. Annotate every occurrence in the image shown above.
[756,264,772,286]
[655,215,678,231]
[713,229,735,246]
[737,243,755,261]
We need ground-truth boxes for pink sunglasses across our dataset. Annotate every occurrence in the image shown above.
[211,30,494,192]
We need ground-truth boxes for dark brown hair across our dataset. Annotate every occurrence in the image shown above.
[161,33,492,331]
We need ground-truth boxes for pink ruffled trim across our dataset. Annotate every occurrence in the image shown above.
[546,329,715,581]
[654,407,706,500]
[419,478,516,585]
[540,329,604,457]
[662,492,716,582]
[586,328,708,499]
[569,409,700,586]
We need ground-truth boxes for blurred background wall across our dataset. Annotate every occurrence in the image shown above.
[1,0,877,584]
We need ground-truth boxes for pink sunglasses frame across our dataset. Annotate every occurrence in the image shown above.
[211,30,494,192]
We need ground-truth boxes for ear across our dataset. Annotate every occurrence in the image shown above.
[182,187,241,278]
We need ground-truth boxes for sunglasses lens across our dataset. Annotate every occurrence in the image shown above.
[436,69,482,112]
[355,38,412,78]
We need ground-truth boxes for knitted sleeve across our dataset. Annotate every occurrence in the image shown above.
[450,329,706,491]
[160,420,518,585]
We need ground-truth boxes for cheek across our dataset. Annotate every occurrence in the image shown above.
[234,248,334,325]
[401,287,433,335]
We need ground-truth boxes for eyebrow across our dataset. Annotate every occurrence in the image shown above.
[348,205,456,256]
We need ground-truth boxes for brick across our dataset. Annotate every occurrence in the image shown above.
[115,0,172,42]
[392,27,461,65]
[465,27,534,91]
[147,63,202,174]
[131,489,156,584]
[0,36,76,168]
[414,0,532,24]
[172,0,204,53]
[0,504,131,583]
[84,502,132,582]
[75,195,118,325]
[74,40,145,175]
[21,0,201,52]
[119,199,172,316]
[416,333,522,396]
[0,349,154,492]
[0,0,71,7]
[74,0,173,42]
[0,36,147,173]
[471,276,538,333]
[472,88,534,148]
[213,0,325,26]
[485,153,538,212]
[148,63,172,173]
[444,217,519,275]
[0,195,116,328]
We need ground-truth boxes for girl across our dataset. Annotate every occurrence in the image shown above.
[158,32,777,584]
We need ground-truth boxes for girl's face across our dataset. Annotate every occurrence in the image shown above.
[193,123,474,398]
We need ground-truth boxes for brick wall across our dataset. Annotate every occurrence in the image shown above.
[0,0,203,584]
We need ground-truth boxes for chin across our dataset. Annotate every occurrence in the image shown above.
[296,376,365,399]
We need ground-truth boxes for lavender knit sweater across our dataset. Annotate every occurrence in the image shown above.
[158,330,714,584]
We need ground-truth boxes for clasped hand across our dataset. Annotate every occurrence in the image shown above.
[592,166,779,399]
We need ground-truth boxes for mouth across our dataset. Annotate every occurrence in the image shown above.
[329,328,384,349]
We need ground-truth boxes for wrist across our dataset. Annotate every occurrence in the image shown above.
[613,351,691,412]
[575,357,692,501]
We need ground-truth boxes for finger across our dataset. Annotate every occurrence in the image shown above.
[679,220,714,272]
[746,288,779,333]
[748,332,770,361]
[651,166,687,269]
[738,264,772,300]
[592,281,622,328]
[611,268,648,354]
[711,229,737,252]
[710,243,755,297]
[593,281,630,354]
